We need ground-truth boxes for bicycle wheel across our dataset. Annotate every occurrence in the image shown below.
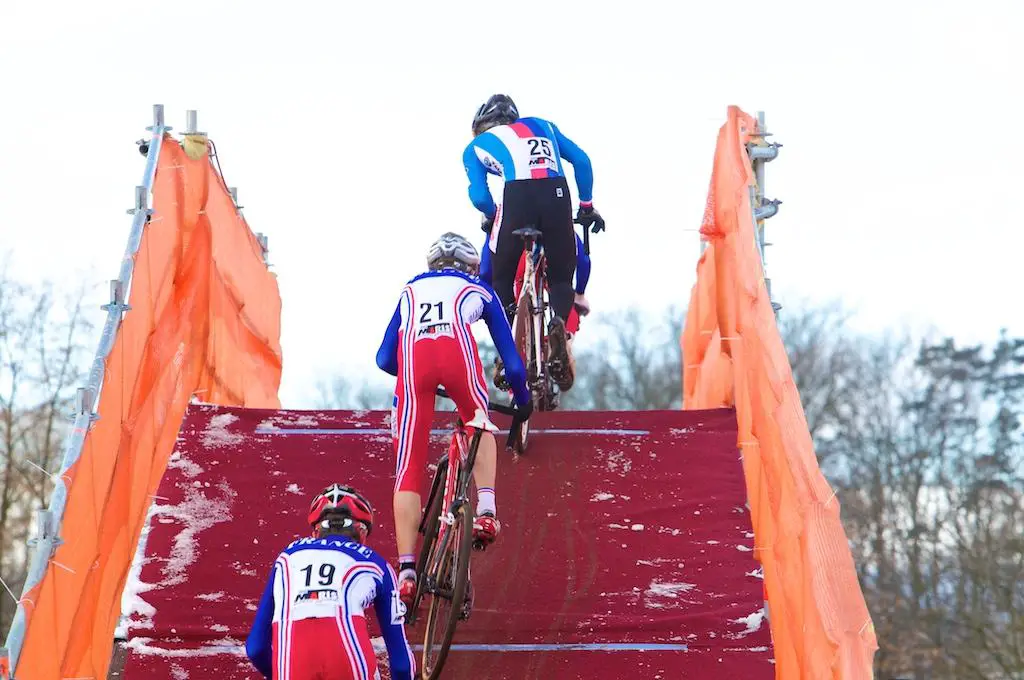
[420,501,473,679]
[407,457,448,626]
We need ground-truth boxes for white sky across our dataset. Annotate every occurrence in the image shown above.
[1,0,1021,408]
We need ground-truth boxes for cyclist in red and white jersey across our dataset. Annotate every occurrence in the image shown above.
[375,232,533,606]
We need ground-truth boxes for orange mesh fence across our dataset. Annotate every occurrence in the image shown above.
[681,106,877,679]
[14,133,282,679]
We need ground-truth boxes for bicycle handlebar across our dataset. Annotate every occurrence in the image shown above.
[573,215,592,256]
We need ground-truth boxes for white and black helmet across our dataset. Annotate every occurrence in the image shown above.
[427,232,480,273]
[472,94,519,136]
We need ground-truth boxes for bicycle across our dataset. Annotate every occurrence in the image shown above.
[508,225,582,413]
[405,388,526,679]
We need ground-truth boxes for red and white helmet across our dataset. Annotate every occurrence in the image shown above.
[307,483,374,539]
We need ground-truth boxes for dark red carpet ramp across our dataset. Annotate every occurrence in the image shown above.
[115,404,773,679]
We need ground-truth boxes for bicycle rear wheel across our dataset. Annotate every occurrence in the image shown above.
[420,501,473,679]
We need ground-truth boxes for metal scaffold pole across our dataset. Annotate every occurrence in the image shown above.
[747,110,783,317]
[0,105,171,678]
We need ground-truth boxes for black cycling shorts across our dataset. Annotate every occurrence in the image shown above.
[490,176,576,306]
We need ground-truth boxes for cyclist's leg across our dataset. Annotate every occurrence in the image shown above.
[574,230,591,295]
[567,304,580,335]
[531,177,577,391]
[393,340,437,585]
[535,177,577,324]
[479,233,493,286]
[444,331,500,544]
[573,229,592,316]
[491,180,534,325]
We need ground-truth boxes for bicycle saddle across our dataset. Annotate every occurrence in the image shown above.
[512,226,543,240]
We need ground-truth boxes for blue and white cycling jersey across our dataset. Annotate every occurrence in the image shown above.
[463,116,594,218]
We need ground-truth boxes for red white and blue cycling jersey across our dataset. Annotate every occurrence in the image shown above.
[463,116,594,219]
[376,270,529,493]
[246,536,415,680]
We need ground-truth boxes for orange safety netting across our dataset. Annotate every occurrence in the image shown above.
[15,133,282,679]
[681,106,878,679]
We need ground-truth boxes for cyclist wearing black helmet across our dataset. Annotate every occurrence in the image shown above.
[463,94,605,392]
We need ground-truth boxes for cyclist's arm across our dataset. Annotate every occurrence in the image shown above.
[463,143,497,218]
[375,302,402,377]
[481,292,531,407]
[551,123,594,204]
[244,563,277,679]
[372,562,416,680]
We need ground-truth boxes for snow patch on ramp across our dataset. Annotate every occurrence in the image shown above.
[202,414,244,448]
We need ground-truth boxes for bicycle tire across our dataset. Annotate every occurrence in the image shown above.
[420,501,473,679]
[407,458,448,627]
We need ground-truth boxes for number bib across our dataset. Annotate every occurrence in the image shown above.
[277,541,380,621]
[524,136,557,172]
[414,300,455,341]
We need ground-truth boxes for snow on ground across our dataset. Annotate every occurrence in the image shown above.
[159,481,237,587]
[729,608,767,638]
[125,636,247,657]
[257,414,322,429]
[604,450,633,475]
[117,502,160,638]
[643,580,698,609]
[118,479,237,636]
[166,450,203,478]
[201,414,244,448]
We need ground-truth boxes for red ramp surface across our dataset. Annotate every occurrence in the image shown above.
[117,404,773,679]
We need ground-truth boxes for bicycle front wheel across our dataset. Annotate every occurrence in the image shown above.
[420,501,473,679]
[408,458,449,627]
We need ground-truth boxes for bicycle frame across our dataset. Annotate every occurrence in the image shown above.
[521,238,547,384]
[513,229,558,411]
[434,421,478,549]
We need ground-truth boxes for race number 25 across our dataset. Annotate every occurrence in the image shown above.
[527,137,554,160]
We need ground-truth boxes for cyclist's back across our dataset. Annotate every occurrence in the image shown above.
[246,486,415,680]
[464,115,589,187]
[463,94,605,392]
[377,266,530,451]
[376,233,531,604]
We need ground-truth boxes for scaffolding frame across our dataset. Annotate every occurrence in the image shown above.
[700,109,783,317]
[0,105,262,678]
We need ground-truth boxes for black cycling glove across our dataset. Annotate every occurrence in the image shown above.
[575,205,606,233]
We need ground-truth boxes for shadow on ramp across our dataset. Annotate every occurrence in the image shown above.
[115,405,773,679]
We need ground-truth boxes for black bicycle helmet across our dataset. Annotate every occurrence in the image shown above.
[472,94,519,136]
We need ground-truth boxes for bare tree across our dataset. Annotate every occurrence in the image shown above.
[563,306,683,410]
[326,301,1024,679]
[472,305,685,411]
[0,263,91,632]
[314,375,393,410]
